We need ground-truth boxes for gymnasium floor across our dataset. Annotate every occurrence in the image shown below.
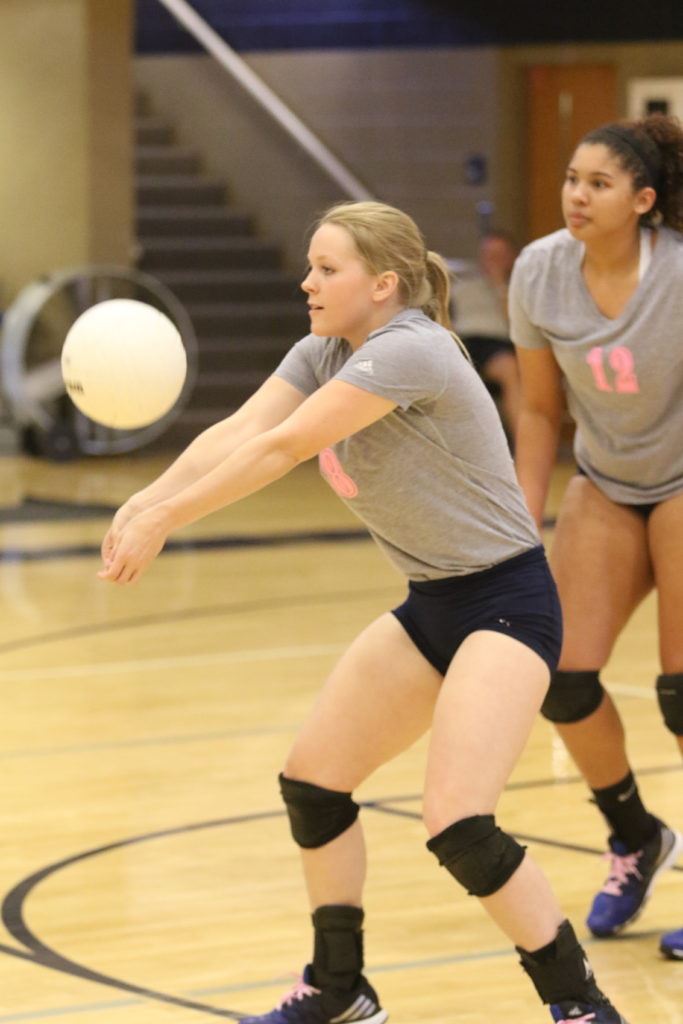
[0,452,680,1023]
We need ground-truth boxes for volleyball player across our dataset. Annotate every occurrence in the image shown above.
[510,114,683,961]
[101,201,629,1020]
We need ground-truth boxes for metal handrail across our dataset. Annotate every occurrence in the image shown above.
[155,0,375,201]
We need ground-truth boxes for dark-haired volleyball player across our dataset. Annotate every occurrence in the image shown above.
[511,114,683,961]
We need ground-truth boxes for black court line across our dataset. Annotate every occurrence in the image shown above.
[3,783,681,1018]
[0,526,371,563]
[0,496,118,524]
[0,523,559,565]
[0,584,400,657]
[369,800,683,868]
[371,761,683,800]
[0,492,557,530]
[0,811,285,1019]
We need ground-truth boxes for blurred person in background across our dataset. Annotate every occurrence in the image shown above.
[452,230,521,443]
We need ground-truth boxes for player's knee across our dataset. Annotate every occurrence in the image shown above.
[656,673,683,736]
[279,773,360,849]
[426,815,526,897]
[541,669,604,723]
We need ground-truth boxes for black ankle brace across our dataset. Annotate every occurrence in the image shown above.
[517,920,600,1004]
[311,905,364,992]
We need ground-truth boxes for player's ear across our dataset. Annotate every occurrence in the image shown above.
[634,186,656,216]
[373,271,399,302]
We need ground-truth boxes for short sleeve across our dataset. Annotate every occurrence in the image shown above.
[509,252,550,350]
[334,325,448,409]
[273,335,321,397]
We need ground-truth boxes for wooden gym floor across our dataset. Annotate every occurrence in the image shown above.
[0,453,680,1023]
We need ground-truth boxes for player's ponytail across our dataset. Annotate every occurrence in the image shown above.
[639,114,683,231]
[420,250,453,330]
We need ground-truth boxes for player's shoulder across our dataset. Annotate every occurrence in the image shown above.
[518,228,578,265]
[363,309,457,374]
[512,229,579,289]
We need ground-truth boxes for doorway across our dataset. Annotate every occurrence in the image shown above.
[527,65,617,240]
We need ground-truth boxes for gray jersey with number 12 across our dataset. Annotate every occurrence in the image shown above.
[509,226,683,505]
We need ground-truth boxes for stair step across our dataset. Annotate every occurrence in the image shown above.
[135,117,174,146]
[198,336,292,373]
[199,332,296,352]
[135,92,151,116]
[146,408,233,449]
[157,269,300,302]
[137,206,253,238]
[136,147,202,176]
[191,368,271,404]
[139,237,282,271]
[197,368,270,387]
[136,175,227,206]
[188,301,308,335]
[130,96,302,451]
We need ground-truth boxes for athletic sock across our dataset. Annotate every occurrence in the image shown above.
[591,770,659,851]
[311,904,364,992]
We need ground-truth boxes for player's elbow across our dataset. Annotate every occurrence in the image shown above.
[262,425,315,469]
[519,387,564,429]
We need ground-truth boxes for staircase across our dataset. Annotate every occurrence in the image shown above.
[134,97,309,447]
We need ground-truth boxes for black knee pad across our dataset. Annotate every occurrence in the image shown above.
[279,773,360,849]
[656,674,683,736]
[541,670,604,723]
[426,815,526,897]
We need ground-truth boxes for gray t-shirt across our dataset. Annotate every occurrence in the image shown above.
[510,227,683,504]
[275,308,539,581]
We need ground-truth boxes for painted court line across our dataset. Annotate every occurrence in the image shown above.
[609,682,656,699]
[0,929,668,1023]
[0,642,347,683]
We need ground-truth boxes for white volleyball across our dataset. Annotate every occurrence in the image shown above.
[61,298,187,429]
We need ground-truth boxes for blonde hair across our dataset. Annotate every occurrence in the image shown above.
[315,201,454,331]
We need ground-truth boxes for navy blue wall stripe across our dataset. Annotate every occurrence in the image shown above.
[136,0,683,54]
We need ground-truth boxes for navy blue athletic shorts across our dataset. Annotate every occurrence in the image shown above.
[392,545,562,676]
[575,466,656,518]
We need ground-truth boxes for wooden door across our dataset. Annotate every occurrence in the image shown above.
[527,65,618,240]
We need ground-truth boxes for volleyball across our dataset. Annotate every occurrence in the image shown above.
[61,298,187,429]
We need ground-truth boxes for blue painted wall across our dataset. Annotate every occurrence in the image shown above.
[136,1,683,54]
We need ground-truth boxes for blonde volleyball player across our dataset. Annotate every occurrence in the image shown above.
[101,201,627,1021]
[510,114,683,960]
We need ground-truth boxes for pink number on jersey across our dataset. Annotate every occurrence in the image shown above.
[586,346,640,394]
[586,347,612,391]
[319,448,359,499]
[609,346,640,394]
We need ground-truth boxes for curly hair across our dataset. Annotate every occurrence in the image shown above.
[581,114,683,231]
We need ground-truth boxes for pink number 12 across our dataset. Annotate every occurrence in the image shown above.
[586,346,640,394]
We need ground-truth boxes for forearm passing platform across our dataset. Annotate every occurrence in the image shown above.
[279,773,360,848]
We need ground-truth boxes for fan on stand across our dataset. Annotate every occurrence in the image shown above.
[0,266,197,459]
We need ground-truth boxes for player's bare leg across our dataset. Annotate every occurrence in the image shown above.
[550,475,652,787]
[284,612,441,908]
